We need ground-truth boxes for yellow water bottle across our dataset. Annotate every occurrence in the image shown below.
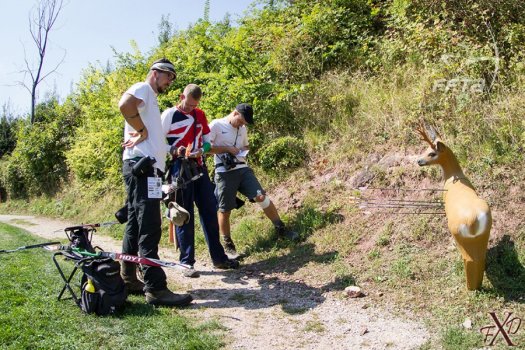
[85,279,95,293]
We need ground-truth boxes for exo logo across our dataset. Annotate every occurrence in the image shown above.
[480,312,522,346]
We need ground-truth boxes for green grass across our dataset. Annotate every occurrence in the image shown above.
[440,327,482,350]
[0,223,223,350]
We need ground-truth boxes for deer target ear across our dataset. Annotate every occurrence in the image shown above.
[435,141,445,152]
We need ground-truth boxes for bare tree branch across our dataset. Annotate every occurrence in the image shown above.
[21,0,65,123]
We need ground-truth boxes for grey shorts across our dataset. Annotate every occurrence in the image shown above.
[214,167,263,212]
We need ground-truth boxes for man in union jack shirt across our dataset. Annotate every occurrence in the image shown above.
[161,84,239,277]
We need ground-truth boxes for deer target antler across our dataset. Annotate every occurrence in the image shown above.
[415,120,436,150]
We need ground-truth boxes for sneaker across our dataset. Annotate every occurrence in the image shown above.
[224,240,240,260]
[276,225,300,241]
[213,258,240,269]
[181,267,200,278]
[145,288,193,307]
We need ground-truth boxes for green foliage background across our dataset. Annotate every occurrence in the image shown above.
[0,0,524,202]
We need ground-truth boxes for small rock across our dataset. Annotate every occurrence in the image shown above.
[463,318,472,329]
[360,327,369,336]
[377,292,384,297]
[345,286,365,298]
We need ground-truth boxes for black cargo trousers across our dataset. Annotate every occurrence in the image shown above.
[122,159,167,292]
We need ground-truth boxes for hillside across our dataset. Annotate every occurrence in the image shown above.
[1,0,524,348]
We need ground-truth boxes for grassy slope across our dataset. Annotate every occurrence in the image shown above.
[0,223,224,350]
[224,66,525,348]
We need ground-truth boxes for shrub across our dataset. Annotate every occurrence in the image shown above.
[0,97,78,198]
[0,158,27,199]
[0,113,18,159]
[257,136,307,172]
[65,117,123,194]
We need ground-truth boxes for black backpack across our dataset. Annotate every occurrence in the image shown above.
[79,258,128,315]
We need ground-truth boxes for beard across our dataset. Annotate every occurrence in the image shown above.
[155,77,167,94]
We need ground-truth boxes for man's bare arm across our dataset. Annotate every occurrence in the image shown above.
[119,93,148,147]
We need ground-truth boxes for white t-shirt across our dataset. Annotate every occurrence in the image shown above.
[120,82,166,173]
[209,117,249,173]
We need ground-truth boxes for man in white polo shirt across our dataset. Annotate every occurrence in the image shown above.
[209,103,299,259]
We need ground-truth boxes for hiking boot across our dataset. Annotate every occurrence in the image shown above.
[181,267,200,278]
[275,225,300,241]
[213,258,240,270]
[223,237,240,260]
[124,279,146,295]
[145,288,193,307]
[121,261,145,295]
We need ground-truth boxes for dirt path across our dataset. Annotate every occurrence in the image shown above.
[0,214,430,349]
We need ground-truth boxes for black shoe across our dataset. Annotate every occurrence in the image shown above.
[223,239,240,260]
[145,288,193,307]
[124,279,145,295]
[276,225,300,241]
[121,262,145,295]
[213,258,240,269]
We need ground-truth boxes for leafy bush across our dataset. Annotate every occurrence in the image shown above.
[0,113,18,159]
[0,98,78,198]
[65,117,123,194]
[0,158,27,199]
[257,136,307,172]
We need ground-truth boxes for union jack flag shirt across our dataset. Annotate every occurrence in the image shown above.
[161,106,210,166]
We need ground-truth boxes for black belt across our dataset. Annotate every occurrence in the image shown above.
[216,162,245,167]
[125,157,163,176]
[125,157,144,163]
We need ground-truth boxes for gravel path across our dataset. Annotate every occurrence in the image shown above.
[0,214,430,349]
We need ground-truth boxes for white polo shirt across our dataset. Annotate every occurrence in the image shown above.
[209,117,249,173]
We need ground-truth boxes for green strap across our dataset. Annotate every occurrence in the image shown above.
[71,248,99,257]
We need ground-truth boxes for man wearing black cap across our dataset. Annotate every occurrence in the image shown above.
[118,58,192,307]
[209,104,298,259]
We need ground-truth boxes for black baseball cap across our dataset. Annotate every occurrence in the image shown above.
[236,103,254,124]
